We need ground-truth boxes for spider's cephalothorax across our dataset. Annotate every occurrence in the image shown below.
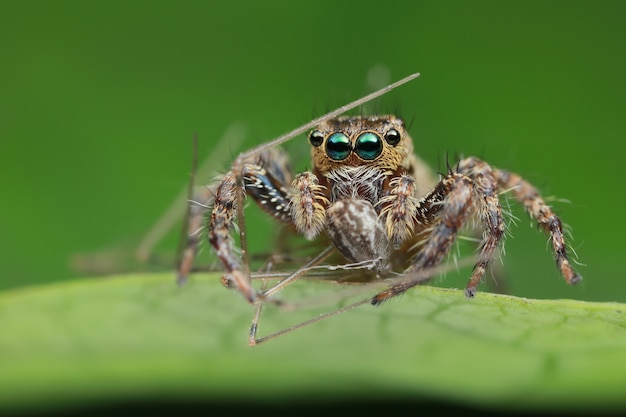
[299,116,415,274]
[176,74,582,344]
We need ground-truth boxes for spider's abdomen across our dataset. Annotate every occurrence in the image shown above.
[325,199,390,273]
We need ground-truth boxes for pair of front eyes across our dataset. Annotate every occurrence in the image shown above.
[308,128,402,161]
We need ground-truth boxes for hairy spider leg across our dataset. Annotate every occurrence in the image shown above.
[491,167,582,285]
[206,148,294,303]
[380,155,509,295]
[371,156,582,304]
[372,172,494,304]
[449,157,507,297]
[178,149,289,289]
[456,157,582,287]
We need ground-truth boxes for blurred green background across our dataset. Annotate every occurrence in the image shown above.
[1,0,624,302]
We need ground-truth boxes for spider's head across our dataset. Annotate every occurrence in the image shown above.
[308,115,413,175]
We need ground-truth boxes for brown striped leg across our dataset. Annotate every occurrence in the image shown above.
[178,149,294,302]
[205,162,331,306]
[457,157,506,298]
[207,169,258,302]
[372,161,508,304]
[495,169,582,285]
[372,173,477,304]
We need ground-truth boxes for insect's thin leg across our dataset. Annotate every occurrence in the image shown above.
[250,256,479,346]
[251,299,371,346]
[176,133,200,284]
[261,246,334,298]
[494,168,582,285]
[250,247,340,346]
[248,279,270,346]
[372,174,477,304]
[248,248,286,345]
[251,258,381,282]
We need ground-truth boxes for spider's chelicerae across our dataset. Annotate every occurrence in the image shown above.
[177,73,581,345]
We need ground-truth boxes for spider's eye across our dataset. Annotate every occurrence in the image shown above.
[384,128,401,146]
[309,130,324,147]
[326,132,351,161]
[355,132,383,160]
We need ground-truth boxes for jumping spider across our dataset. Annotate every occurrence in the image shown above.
[177,73,581,344]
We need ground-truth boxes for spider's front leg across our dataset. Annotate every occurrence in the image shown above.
[458,157,582,286]
[178,148,294,303]
[208,169,256,302]
[208,153,337,305]
[373,169,505,304]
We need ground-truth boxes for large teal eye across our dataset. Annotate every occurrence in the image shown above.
[326,132,351,161]
[355,132,383,160]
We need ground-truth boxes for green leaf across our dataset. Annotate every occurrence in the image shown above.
[1,273,625,413]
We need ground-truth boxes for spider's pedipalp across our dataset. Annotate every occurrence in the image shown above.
[290,171,328,240]
[379,174,419,248]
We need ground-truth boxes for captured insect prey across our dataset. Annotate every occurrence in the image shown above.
[176,72,582,345]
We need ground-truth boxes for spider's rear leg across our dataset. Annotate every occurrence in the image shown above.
[458,157,582,286]
[494,167,582,285]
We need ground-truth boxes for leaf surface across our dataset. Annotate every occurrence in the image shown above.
[1,273,624,412]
